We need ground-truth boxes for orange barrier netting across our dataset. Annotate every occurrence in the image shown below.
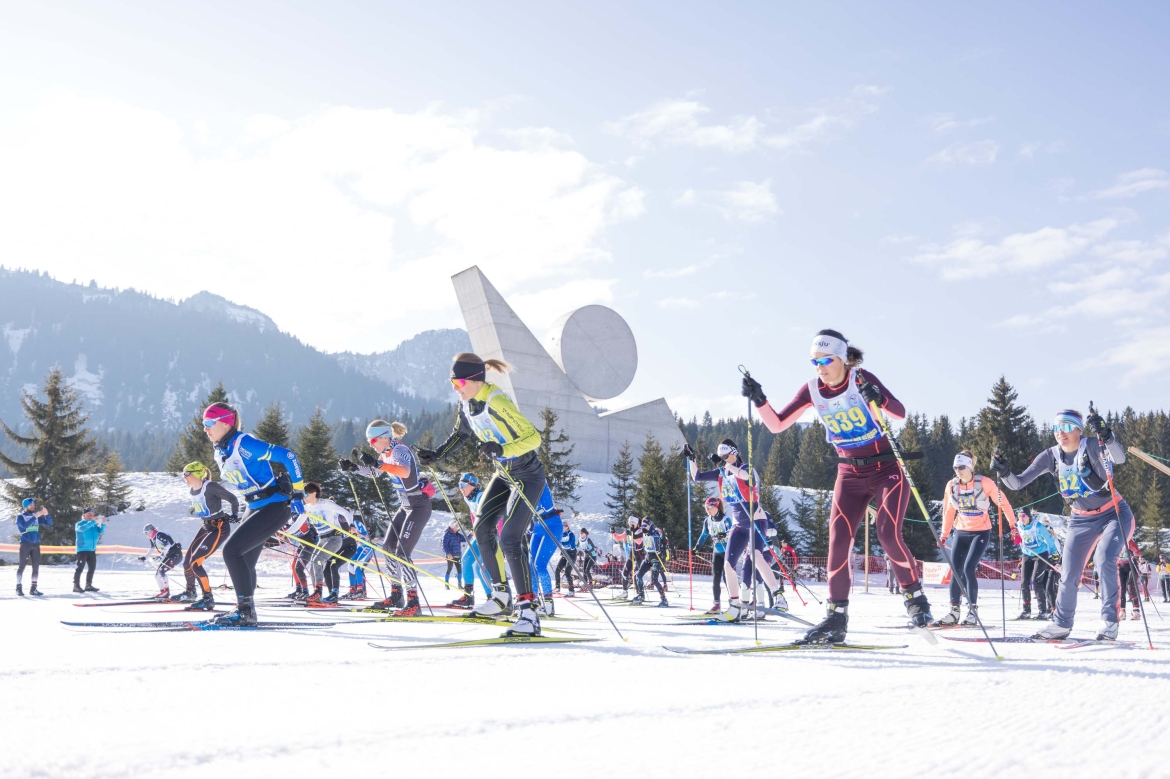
[0,544,150,555]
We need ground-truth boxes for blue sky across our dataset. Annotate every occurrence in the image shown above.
[1,2,1168,423]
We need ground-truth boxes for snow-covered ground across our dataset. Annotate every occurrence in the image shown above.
[2,473,1167,778]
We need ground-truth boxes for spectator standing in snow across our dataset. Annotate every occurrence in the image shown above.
[73,508,106,593]
[442,521,465,588]
[16,498,52,596]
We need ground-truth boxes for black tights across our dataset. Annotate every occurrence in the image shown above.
[221,502,291,598]
[475,464,547,597]
[74,552,96,586]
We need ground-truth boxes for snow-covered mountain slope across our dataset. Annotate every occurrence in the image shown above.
[333,328,471,402]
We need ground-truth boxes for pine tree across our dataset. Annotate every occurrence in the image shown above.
[0,367,96,546]
[254,401,292,448]
[1138,478,1165,558]
[790,489,830,556]
[605,439,637,530]
[790,422,835,490]
[537,406,581,505]
[759,440,794,544]
[167,383,229,478]
[92,451,133,515]
[294,407,344,498]
[633,434,689,549]
[897,413,941,561]
[926,415,959,498]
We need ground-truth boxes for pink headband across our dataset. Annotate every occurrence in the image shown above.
[203,406,236,427]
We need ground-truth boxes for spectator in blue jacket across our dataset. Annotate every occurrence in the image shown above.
[1016,510,1061,620]
[555,522,579,595]
[73,507,107,593]
[442,521,466,588]
[16,498,52,596]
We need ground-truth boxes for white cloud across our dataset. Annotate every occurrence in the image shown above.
[1018,140,1065,159]
[604,100,762,152]
[498,126,574,150]
[925,113,996,133]
[0,95,642,352]
[710,180,780,222]
[673,189,697,206]
[1092,234,1170,265]
[644,265,700,279]
[1089,168,1169,199]
[912,218,1118,279]
[1097,326,1170,383]
[606,92,881,154]
[925,140,999,167]
[853,85,892,97]
[657,297,700,310]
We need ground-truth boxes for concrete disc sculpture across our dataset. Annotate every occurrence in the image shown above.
[545,305,637,401]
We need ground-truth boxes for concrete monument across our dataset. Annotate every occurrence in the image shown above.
[452,266,686,473]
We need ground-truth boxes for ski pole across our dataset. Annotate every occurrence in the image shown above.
[991,454,1008,637]
[861,379,1004,660]
[313,514,452,598]
[739,365,760,646]
[752,522,805,607]
[686,458,694,611]
[276,531,403,587]
[339,469,387,599]
[493,464,626,641]
[1092,402,1154,649]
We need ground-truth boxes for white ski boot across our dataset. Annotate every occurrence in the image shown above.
[1031,621,1072,641]
[1096,621,1119,641]
[504,601,541,637]
[933,605,961,627]
[719,598,746,623]
[540,598,556,617]
[772,590,789,611]
[469,586,512,617]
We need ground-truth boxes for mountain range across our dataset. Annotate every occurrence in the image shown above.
[0,268,465,433]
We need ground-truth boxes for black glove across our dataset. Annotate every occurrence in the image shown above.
[416,448,437,466]
[478,441,504,459]
[137,556,146,562]
[263,536,281,549]
[338,458,358,473]
[229,514,240,524]
[989,451,1010,476]
[709,452,723,466]
[741,375,767,407]
[1050,552,1061,566]
[857,377,883,406]
[1085,412,1112,442]
[682,443,696,460]
[358,451,379,468]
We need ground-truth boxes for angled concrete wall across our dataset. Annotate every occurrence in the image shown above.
[452,266,686,473]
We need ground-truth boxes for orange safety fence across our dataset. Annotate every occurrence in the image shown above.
[0,544,150,555]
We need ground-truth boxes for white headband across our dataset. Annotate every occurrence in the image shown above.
[810,334,849,360]
[953,454,974,470]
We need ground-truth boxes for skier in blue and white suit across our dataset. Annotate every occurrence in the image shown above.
[528,485,564,616]
[449,473,494,608]
[346,513,374,599]
[204,402,305,627]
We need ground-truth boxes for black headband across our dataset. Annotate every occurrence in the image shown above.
[451,360,486,381]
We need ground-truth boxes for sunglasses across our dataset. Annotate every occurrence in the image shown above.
[450,378,468,389]
[953,465,970,472]
[810,355,835,367]
[368,437,382,446]
[1053,423,1080,434]
[202,419,219,428]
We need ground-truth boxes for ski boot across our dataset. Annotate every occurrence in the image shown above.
[30,583,44,596]
[1016,605,1032,620]
[306,587,323,605]
[1031,621,1071,642]
[151,588,170,602]
[503,597,541,637]
[16,583,23,597]
[1035,609,1052,621]
[796,601,848,645]
[719,598,746,623]
[657,596,670,608]
[566,588,576,598]
[1132,606,1142,621]
[1096,621,1120,641]
[705,601,721,615]
[469,585,512,617]
[772,589,789,611]
[619,588,629,601]
[210,596,258,627]
[540,598,556,617]
[322,589,340,605]
[933,605,961,627]
[187,591,217,611]
[73,584,84,593]
[372,584,405,611]
[352,583,367,599]
[630,593,645,605]
[173,588,200,603]
[286,587,305,600]
[961,605,980,626]
[902,584,933,628]
[84,585,100,592]
[448,584,475,609]
[393,588,421,617]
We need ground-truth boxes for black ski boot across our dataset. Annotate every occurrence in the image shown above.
[211,596,258,626]
[322,589,340,604]
[16,583,23,597]
[84,585,100,592]
[902,584,933,628]
[372,584,404,611]
[394,589,421,617]
[187,591,217,611]
[73,584,84,593]
[286,587,305,600]
[796,601,848,645]
[30,584,44,596]
[449,584,475,608]
[630,593,645,605]
[172,588,199,603]
[1016,604,1032,620]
